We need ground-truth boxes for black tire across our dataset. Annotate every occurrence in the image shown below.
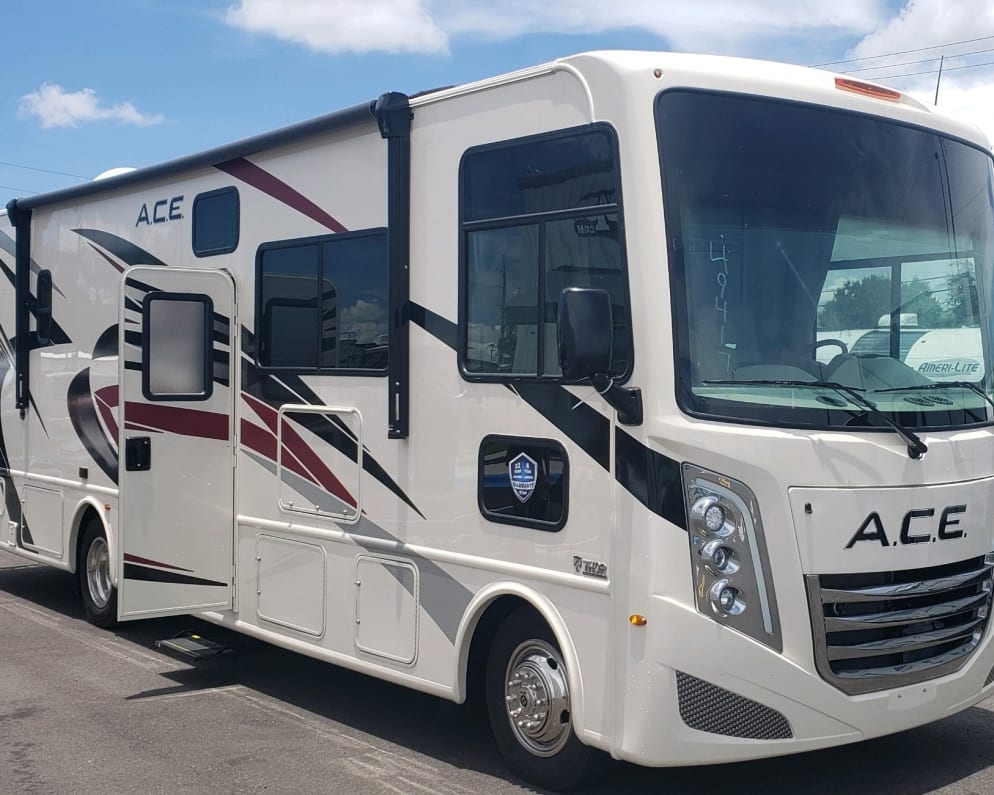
[77,520,117,628]
[486,607,602,791]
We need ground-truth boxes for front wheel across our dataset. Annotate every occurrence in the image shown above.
[485,607,602,790]
[78,520,117,628]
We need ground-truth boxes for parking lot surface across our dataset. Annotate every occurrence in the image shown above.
[4,549,994,794]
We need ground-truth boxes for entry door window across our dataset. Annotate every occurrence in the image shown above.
[143,293,213,401]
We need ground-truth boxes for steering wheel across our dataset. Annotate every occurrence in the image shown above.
[814,338,848,357]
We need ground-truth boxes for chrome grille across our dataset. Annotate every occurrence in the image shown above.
[806,556,993,695]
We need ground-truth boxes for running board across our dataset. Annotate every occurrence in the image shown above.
[155,633,234,661]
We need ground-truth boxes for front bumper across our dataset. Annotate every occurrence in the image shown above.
[612,594,994,767]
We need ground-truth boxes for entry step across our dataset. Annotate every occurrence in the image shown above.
[155,633,234,661]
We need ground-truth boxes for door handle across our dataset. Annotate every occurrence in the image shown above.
[125,437,151,471]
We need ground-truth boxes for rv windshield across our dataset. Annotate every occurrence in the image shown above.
[656,90,994,430]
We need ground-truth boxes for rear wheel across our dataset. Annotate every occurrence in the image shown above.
[78,520,117,628]
[485,607,601,790]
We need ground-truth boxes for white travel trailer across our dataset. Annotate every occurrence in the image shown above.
[3,51,994,789]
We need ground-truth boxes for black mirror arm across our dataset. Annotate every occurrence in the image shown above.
[590,373,643,426]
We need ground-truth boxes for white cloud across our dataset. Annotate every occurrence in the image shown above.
[844,0,994,144]
[18,83,165,129]
[225,0,448,55]
[442,0,885,50]
[225,0,885,56]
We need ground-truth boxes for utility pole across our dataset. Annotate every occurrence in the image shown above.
[934,54,945,105]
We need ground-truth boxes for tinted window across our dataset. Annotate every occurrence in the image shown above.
[463,131,617,221]
[657,90,994,429]
[257,230,388,373]
[143,294,212,400]
[478,435,568,531]
[260,243,320,369]
[193,187,239,256]
[460,126,632,380]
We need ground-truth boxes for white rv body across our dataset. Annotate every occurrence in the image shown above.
[3,52,994,786]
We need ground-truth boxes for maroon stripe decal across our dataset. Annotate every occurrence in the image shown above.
[124,402,229,441]
[216,158,347,233]
[123,552,194,573]
[240,418,326,496]
[242,394,355,507]
[94,385,120,441]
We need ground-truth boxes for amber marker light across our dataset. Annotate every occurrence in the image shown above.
[834,77,901,102]
[629,614,647,626]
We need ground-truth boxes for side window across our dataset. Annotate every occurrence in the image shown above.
[460,125,632,380]
[193,187,239,257]
[478,435,568,531]
[257,229,388,373]
[143,293,212,401]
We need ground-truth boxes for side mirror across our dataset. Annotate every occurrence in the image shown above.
[558,287,613,381]
[557,287,643,425]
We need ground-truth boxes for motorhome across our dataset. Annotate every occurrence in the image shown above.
[3,51,994,790]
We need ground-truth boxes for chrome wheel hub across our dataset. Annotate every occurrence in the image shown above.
[86,536,112,608]
[504,640,571,757]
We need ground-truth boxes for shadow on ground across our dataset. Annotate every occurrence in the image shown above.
[3,559,994,794]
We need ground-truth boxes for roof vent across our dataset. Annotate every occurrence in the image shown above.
[93,167,137,181]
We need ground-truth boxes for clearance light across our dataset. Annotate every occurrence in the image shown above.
[629,614,647,626]
[835,77,902,103]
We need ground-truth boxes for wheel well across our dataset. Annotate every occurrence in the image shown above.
[465,595,542,707]
[72,506,103,574]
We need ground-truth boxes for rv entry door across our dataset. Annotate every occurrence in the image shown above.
[117,267,236,619]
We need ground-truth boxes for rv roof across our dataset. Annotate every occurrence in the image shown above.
[8,99,376,214]
[8,49,990,215]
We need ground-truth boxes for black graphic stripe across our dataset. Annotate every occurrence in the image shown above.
[86,242,126,274]
[0,250,71,348]
[615,428,687,530]
[410,302,687,526]
[509,382,612,470]
[73,229,167,268]
[93,325,118,359]
[241,328,424,519]
[67,368,119,484]
[0,230,65,297]
[213,349,230,388]
[410,302,457,350]
[123,563,226,588]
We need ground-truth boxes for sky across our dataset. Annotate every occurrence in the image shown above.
[3,0,994,200]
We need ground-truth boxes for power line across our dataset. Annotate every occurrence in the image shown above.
[0,160,87,180]
[0,183,37,195]
[839,45,994,75]
[859,57,994,81]
[812,34,994,67]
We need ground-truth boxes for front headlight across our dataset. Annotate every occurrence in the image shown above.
[683,464,782,651]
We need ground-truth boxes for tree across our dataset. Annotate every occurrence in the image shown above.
[946,266,979,327]
[819,274,947,330]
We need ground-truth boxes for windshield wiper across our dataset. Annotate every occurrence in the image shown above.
[873,381,994,411]
[703,378,928,460]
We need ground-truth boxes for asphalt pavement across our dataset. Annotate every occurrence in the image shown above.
[3,549,994,794]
